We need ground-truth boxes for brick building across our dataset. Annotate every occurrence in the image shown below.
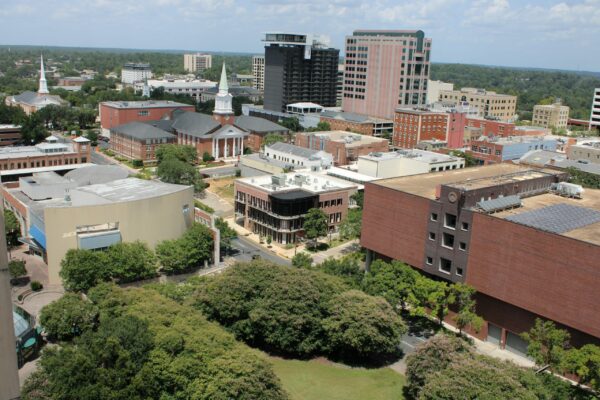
[361,164,600,350]
[465,117,515,138]
[469,136,557,165]
[295,130,389,166]
[99,100,195,136]
[0,125,22,147]
[234,172,357,244]
[0,136,91,181]
[319,110,393,137]
[109,122,177,163]
[393,108,455,149]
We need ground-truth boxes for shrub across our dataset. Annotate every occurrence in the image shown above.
[30,281,43,291]
[131,159,144,168]
[9,259,27,280]
[291,252,312,269]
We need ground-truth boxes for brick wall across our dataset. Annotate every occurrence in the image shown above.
[361,183,430,267]
[466,213,600,339]
[320,116,373,135]
[99,104,195,131]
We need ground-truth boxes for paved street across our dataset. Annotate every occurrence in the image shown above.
[91,149,117,166]
[229,236,291,266]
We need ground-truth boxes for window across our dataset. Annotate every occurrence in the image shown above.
[456,267,463,276]
[442,233,454,249]
[439,258,452,274]
[429,232,436,241]
[459,242,467,251]
[138,110,149,116]
[444,213,457,229]
[461,222,469,231]
[426,256,433,265]
[430,212,438,222]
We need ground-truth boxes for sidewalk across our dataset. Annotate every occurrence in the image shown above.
[224,217,361,262]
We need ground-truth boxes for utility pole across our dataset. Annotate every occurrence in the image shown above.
[0,207,20,400]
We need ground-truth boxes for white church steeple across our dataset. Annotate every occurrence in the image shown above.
[38,54,49,95]
[213,63,234,124]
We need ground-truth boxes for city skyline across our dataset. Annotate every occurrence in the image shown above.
[0,0,599,72]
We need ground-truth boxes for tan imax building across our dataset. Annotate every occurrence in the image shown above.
[1,165,193,284]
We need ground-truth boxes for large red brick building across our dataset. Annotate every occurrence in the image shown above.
[393,108,467,149]
[361,164,600,352]
[99,100,195,136]
[295,130,388,166]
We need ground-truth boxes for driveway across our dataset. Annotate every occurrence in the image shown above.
[195,191,234,217]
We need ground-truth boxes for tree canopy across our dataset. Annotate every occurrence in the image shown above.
[156,223,214,274]
[303,208,328,247]
[190,260,405,363]
[26,284,287,400]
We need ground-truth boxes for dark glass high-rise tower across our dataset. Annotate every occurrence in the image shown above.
[263,33,339,112]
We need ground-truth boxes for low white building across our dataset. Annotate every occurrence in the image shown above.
[134,79,216,102]
[264,142,333,170]
[357,149,465,178]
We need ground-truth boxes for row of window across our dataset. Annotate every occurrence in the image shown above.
[319,198,343,208]
[0,157,83,170]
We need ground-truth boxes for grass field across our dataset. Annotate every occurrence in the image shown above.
[269,357,405,400]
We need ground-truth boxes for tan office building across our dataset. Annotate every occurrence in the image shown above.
[184,53,213,73]
[532,102,569,129]
[439,88,517,121]
[252,55,265,92]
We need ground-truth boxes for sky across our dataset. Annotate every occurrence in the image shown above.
[0,0,599,71]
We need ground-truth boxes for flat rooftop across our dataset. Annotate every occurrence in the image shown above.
[304,131,388,148]
[101,100,193,109]
[0,142,75,160]
[237,172,356,195]
[70,178,189,206]
[360,149,461,164]
[373,164,558,199]
[493,191,600,246]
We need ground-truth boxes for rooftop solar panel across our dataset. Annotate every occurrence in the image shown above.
[477,195,522,213]
[505,204,600,234]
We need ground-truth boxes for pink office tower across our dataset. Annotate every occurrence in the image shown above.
[342,30,432,120]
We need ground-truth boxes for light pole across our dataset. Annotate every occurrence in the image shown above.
[0,206,20,399]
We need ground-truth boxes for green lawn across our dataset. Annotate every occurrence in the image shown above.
[269,357,405,400]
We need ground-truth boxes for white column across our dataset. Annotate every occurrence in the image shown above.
[212,139,215,158]
[216,138,220,159]
[225,138,229,158]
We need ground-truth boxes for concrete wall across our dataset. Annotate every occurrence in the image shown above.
[43,187,194,284]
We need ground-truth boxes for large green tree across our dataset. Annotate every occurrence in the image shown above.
[156,223,214,274]
[157,156,206,192]
[451,283,484,335]
[362,260,419,312]
[303,208,328,249]
[562,344,600,391]
[339,208,362,240]
[215,217,237,253]
[106,241,158,283]
[322,290,406,361]
[59,249,111,292]
[39,293,98,341]
[521,318,571,370]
